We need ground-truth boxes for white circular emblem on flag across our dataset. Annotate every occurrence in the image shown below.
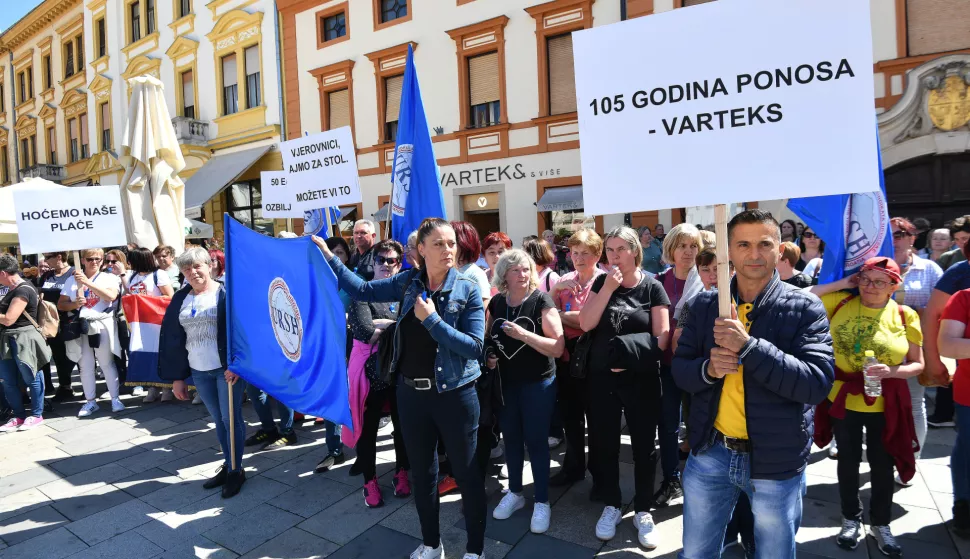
[268,278,303,362]
[391,144,414,217]
[842,191,890,270]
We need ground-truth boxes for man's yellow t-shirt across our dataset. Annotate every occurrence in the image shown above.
[714,303,752,439]
[821,291,922,413]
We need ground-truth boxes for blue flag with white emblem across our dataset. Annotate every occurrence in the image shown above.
[787,130,894,285]
[302,207,342,238]
[224,215,351,425]
[390,44,445,247]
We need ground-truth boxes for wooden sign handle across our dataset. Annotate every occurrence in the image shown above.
[71,251,83,302]
[714,205,732,318]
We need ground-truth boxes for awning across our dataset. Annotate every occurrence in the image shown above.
[184,144,273,217]
[536,185,584,212]
[185,218,214,239]
[372,203,390,222]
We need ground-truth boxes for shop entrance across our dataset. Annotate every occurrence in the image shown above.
[461,193,501,239]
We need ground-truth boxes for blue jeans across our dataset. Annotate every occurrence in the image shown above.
[680,438,806,559]
[324,420,343,454]
[245,383,294,434]
[953,404,970,503]
[658,365,682,481]
[499,377,557,503]
[0,339,45,419]
[192,368,245,473]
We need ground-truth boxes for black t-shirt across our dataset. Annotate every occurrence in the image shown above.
[487,290,557,384]
[397,295,441,381]
[39,267,75,320]
[783,273,813,288]
[588,272,670,375]
[0,282,39,329]
[349,248,376,282]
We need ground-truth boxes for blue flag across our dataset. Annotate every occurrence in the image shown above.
[303,207,342,238]
[224,214,351,425]
[390,44,445,246]
[787,134,893,285]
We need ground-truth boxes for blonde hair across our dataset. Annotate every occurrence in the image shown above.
[662,223,703,265]
[567,228,603,256]
[604,226,643,267]
[491,249,539,294]
[699,230,716,249]
[81,248,104,260]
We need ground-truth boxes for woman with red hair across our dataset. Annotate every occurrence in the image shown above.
[482,232,512,294]
[208,249,226,283]
[451,221,491,308]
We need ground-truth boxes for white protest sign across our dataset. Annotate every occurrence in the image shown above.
[572,0,879,216]
[13,185,127,254]
[261,171,303,218]
[278,126,361,209]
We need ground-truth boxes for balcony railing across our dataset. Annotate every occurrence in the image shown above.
[172,116,209,145]
[21,163,66,182]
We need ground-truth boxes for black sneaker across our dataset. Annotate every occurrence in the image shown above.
[315,450,346,473]
[222,468,246,499]
[952,500,970,539]
[203,465,228,489]
[928,413,956,428]
[263,431,297,450]
[549,470,584,487]
[653,477,684,507]
[245,429,279,447]
[51,387,76,403]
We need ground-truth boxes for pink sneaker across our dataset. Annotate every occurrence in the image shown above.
[19,416,43,430]
[363,478,384,508]
[393,469,411,498]
[0,418,24,433]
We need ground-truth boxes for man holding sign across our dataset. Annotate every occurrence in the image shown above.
[673,211,833,558]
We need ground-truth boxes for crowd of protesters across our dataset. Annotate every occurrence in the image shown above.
[2,209,970,559]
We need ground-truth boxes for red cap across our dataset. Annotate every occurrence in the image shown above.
[859,257,902,284]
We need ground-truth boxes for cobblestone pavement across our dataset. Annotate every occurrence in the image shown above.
[0,382,965,559]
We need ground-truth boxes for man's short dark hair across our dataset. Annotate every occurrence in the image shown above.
[727,209,780,241]
[912,217,931,232]
[373,239,404,258]
[0,254,20,275]
[950,216,970,236]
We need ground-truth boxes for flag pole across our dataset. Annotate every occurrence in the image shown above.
[714,204,732,318]
[227,381,237,471]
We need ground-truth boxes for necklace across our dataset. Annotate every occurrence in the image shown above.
[506,291,530,322]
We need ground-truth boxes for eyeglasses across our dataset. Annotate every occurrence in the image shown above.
[892,230,912,240]
[858,276,894,289]
[376,256,401,265]
[801,232,817,239]
[85,257,102,263]
[105,259,118,264]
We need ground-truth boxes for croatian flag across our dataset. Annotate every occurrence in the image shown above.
[122,294,177,387]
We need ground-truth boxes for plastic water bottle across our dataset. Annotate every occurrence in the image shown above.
[863,350,881,397]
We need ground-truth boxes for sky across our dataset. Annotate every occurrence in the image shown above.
[0,0,44,34]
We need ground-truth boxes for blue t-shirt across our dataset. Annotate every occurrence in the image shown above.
[935,260,970,295]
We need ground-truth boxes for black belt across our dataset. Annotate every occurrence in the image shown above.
[714,430,752,453]
[401,377,433,391]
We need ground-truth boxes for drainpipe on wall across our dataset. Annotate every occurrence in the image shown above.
[274,1,286,142]
[621,0,627,20]
[9,50,21,183]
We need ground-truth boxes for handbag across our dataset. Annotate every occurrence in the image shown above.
[377,322,397,386]
[569,332,593,379]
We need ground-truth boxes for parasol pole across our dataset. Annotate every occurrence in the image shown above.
[714,204,731,318]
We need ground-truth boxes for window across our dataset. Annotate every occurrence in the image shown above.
[468,52,500,128]
[906,0,970,56]
[80,113,89,159]
[547,34,576,115]
[181,70,195,118]
[28,69,33,98]
[43,55,52,90]
[327,89,350,130]
[18,72,26,104]
[244,45,260,109]
[0,82,4,112]
[100,103,111,151]
[69,118,79,162]
[380,0,407,23]
[47,127,57,164]
[179,0,191,18]
[222,54,238,115]
[146,0,155,34]
[1,147,8,184]
[131,1,142,42]
[65,42,75,78]
[76,35,84,69]
[96,18,107,58]
[20,137,31,169]
[383,74,402,142]
[227,181,275,235]
[323,12,346,42]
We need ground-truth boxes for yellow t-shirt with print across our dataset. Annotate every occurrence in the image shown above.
[821,291,922,413]
[714,303,752,439]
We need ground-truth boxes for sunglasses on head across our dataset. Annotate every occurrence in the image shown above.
[376,255,401,266]
[892,230,912,239]
[801,232,817,239]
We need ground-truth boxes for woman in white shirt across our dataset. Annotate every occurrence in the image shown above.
[57,248,124,417]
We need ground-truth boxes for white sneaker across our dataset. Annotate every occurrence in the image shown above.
[192,392,203,405]
[828,439,838,459]
[595,506,623,541]
[409,544,443,559]
[634,511,659,550]
[894,473,912,487]
[111,398,126,413]
[143,387,159,403]
[531,502,551,534]
[493,491,525,520]
[132,386,145,396]
[160,388,174,402]
[78,401,100,417]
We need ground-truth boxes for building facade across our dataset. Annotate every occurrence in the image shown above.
[0,0,287,241]
[280,0,970,242]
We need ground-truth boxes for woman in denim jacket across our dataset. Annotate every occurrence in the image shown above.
[313,217,486,559]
